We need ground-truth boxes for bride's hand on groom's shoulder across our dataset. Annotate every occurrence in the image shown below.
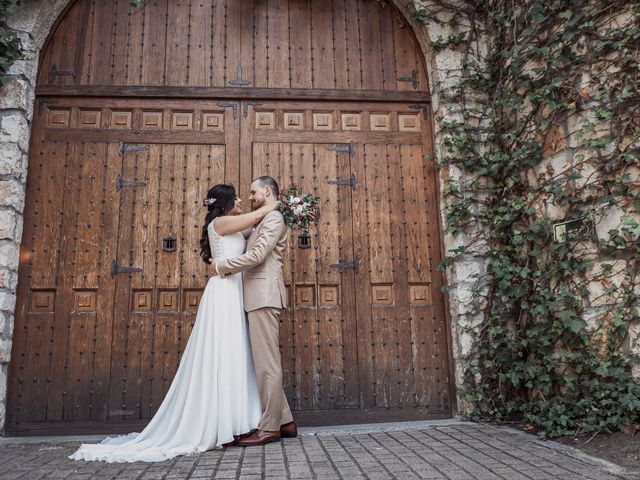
[256,201,279,218]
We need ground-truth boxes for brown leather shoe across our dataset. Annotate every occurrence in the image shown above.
[236,429,281,446]
[280,421,298,438]
[222,435,241,447]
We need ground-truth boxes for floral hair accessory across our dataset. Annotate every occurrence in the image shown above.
[203,197,216,206]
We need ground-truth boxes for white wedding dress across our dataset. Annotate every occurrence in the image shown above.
[69,220,262,462]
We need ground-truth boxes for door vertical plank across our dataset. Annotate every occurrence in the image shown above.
[378,3,398,91]
[387,144,417,407]
[363,143,398,408]
[290,143,318,410]
[289,0,313,89]
[91,143,122,420]
[125,3,145,85]
[357,0,383,91]
[164,0,190,86]
[8,122,48,425]
[47,143,82,421]
[253,0,268,89]
[310,1,335,89]
[111,2,131,85]
[88,0,117,85]
[189,0,214,87]
[330,0,349,90]
[344,1,363,89]
[141,0,168,86]
[314,146,344,409]
[349,144,375,408]
[268,0,290,89]
[210,0,227,87]
[66,143,105,421]
[279,144,297,408]
[108,145,139,420]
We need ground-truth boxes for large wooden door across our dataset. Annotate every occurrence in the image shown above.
[8,0,454,434]
[242,101,451,420]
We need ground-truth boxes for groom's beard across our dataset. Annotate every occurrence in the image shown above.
[251,198,265,211]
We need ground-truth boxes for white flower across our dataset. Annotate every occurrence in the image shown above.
[295,205,304,213]
[293,196,301,203]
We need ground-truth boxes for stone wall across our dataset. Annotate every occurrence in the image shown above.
[0,0,478,433]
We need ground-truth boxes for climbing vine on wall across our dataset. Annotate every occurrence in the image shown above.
[413,0,640,437]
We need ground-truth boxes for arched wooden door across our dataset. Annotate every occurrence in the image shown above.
[7,0,453,434]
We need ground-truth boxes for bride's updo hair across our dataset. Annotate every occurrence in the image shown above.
[199,184,236,264]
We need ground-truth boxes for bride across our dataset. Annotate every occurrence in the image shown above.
[69,184,276,462]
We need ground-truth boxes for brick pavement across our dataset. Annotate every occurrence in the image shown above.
[0,421,637,480]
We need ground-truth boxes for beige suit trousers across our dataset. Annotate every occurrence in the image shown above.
[247,307,293,431]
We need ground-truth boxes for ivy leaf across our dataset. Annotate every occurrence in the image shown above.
[558,10,573,20]
[567,318,587,334]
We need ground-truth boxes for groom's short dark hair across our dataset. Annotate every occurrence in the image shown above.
[255,176,280,198]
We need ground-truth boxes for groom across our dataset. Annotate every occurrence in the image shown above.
[212,176,297,446]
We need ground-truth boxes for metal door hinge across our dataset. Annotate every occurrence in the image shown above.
[111,260,142,278]
[116,174,146,192]
[331,258,360,272]
[327,173,356,190]
[398,70,419,89]
[409,103,430,120]
[327,143,355,154]
[49,64,75,84]
[243,101,263,118]
[228,64,251,86]
[119,141,148,155]
[217,102,239,119]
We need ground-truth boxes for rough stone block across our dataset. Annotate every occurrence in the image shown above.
[0,210,15,239]
[595,205,624,241]
[451,257,484,284]
[435,51,464,72]
[0,180,26,212]
[0,292,16,312]
[0,79,29,111]
[0,242,19,270]
[0,339,10,363]
[0,143,21,176]
[0,114,29,151]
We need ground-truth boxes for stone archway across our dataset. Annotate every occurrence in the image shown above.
[0,0,474,433]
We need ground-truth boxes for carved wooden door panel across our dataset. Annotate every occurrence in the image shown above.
[250,141,360,412]
[8,99,239,433]
[242,101,452,417]
[107,143,226,421]
[350,142,450,414]
[9,139,122,427]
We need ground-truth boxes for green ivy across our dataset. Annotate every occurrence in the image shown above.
[413,0,640,437]
[0,0,23,85]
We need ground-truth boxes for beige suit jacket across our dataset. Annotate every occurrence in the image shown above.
[216,210,288,312]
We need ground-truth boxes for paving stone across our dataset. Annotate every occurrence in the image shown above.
[0,423,633,480]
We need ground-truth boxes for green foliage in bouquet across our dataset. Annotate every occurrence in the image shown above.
[278,184,319,234]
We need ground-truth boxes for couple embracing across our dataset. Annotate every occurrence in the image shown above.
[70,176,296,463]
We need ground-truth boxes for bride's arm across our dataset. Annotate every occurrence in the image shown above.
[214,203,277,236]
